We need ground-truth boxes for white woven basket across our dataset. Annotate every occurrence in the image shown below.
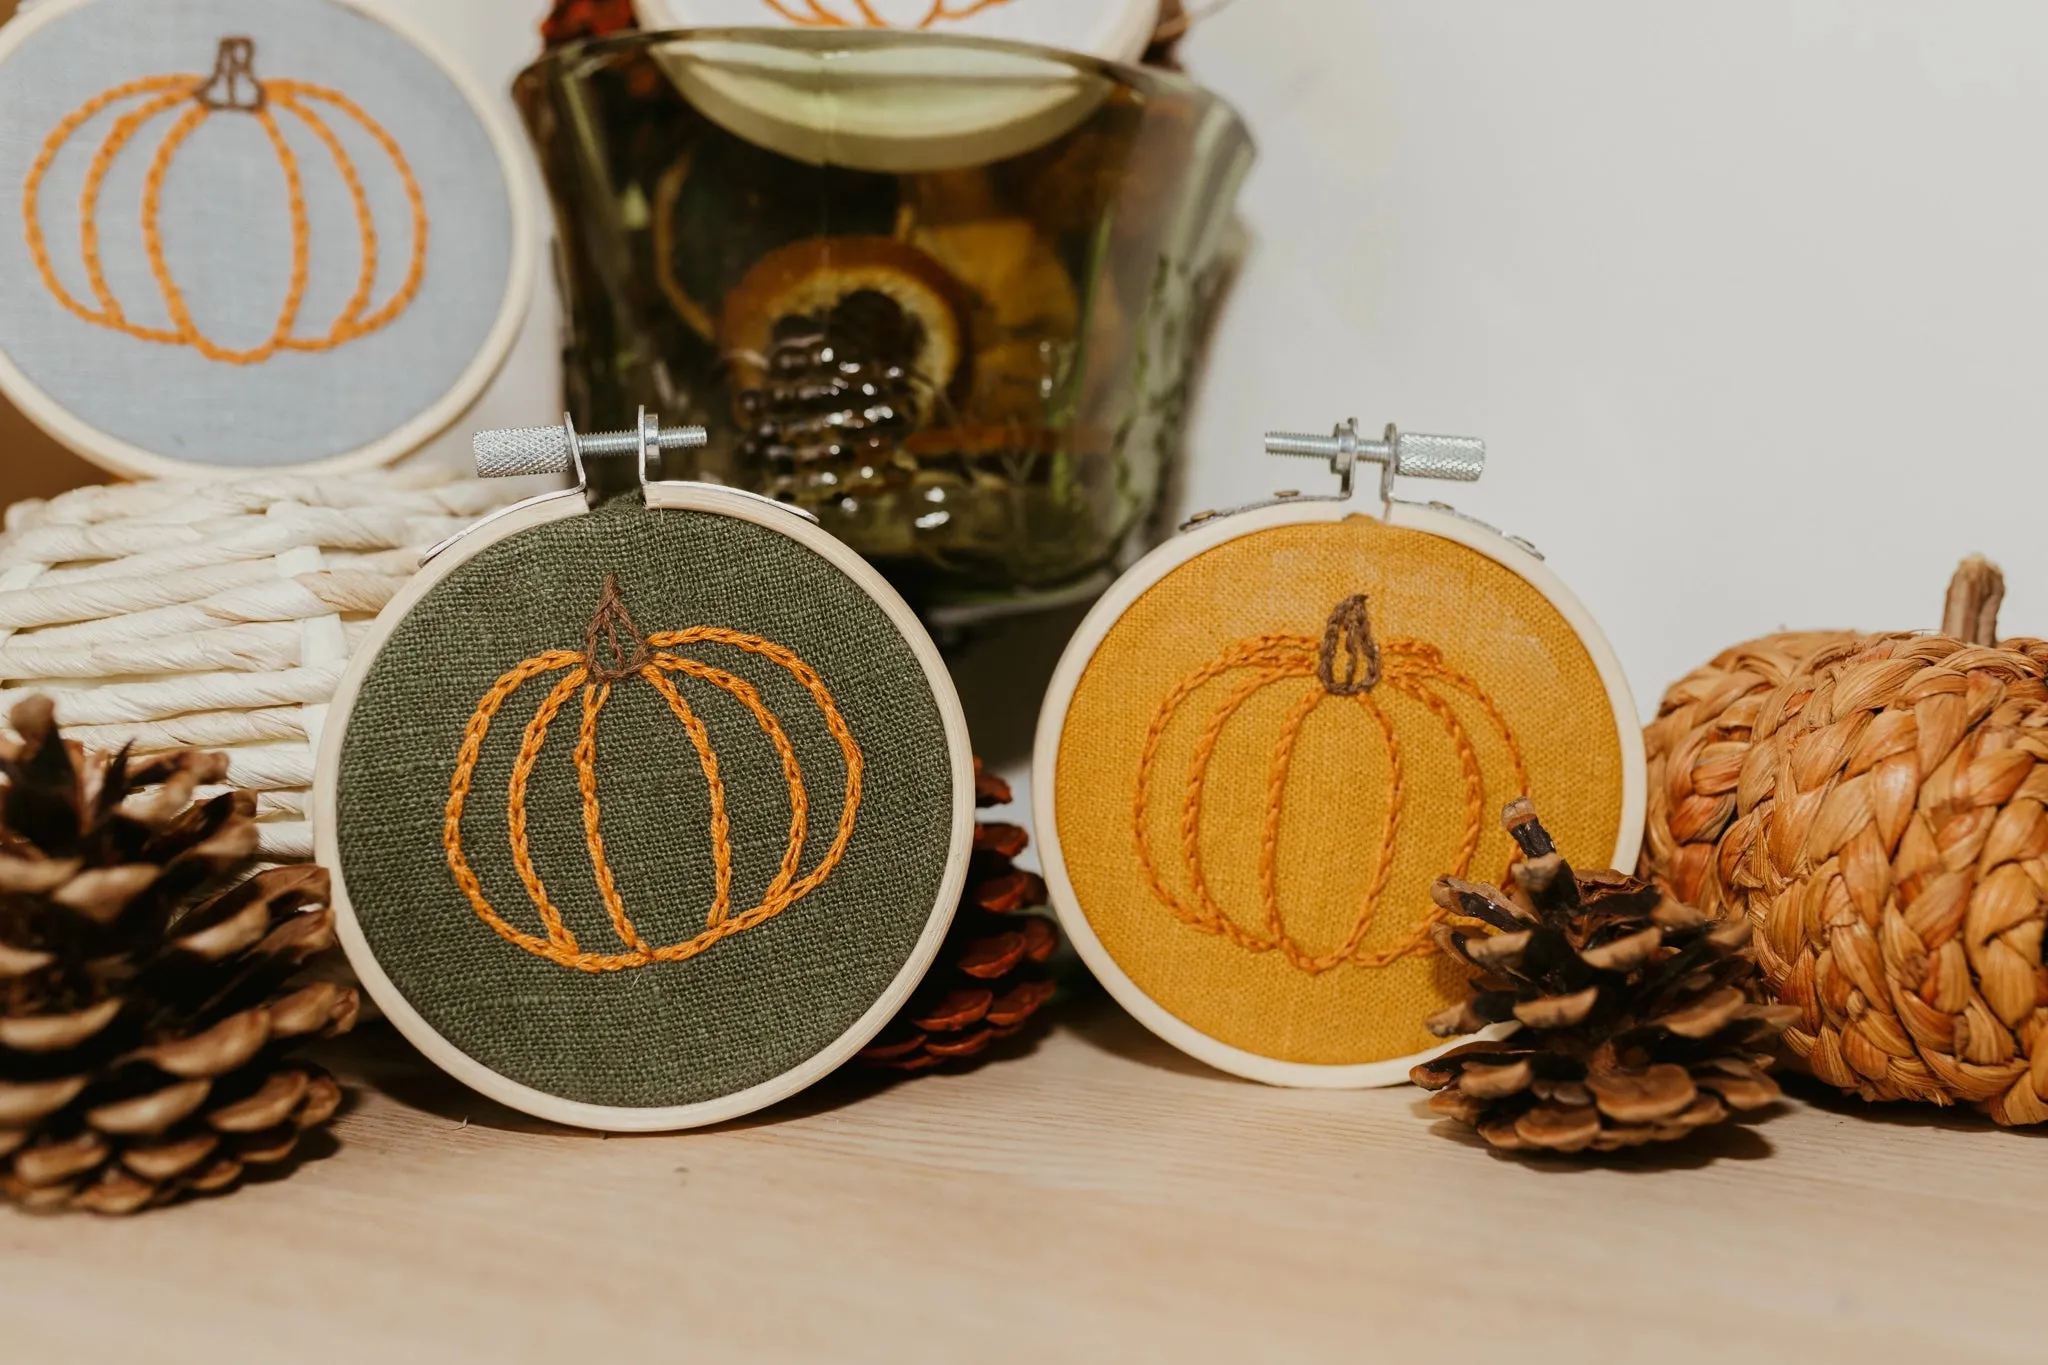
[0,469,520,859]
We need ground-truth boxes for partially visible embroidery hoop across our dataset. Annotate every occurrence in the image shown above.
[315,413,975,1131]
[633,0,1163,66]
[1033,422,1646,1089]
[645,30,1112,175]
[0,0,536,480]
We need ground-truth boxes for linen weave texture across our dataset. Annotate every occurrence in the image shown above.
[336,497,955,1107]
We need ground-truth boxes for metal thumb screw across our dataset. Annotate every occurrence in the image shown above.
[1265,419,1484,500]
[473,416,708,479]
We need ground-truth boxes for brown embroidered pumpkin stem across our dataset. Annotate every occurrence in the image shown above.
[196,37,264,112]
[1316,594,1382,696]
[582,575,652,683]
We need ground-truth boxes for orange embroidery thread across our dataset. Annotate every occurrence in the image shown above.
[22,36,427,366]
[1133,595,1530,976]
[760,0,1015,29]
[443,576,864,974]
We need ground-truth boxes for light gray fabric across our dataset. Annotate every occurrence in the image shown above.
[0,0,515,468]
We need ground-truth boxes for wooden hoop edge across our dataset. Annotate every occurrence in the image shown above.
[313,488,975,1132]
[628,0,1165,64]
[1031,498,1645,1089]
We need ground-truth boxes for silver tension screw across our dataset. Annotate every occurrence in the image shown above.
[473,415,708,478]
[1265,419,1484,500]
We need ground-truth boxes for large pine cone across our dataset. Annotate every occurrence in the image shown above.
[856,764,1058,1071]
[1413,800,1795,1153]
[1642,558,2048,1123]
[0,697,357,1214]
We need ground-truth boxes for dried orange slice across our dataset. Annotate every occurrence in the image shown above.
[718,236,969,401]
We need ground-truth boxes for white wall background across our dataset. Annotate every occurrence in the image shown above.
[1178,0,2048,709]
[368,0,2048,786]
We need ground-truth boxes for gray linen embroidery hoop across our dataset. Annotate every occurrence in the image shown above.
[0,0,538,479]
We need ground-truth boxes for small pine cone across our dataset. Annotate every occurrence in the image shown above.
[734,290,932,499]
[540,0,639,47]
[538,0,663,99]
[0,697,358,1214]
[855,762,1059,1072]
[1410,798,1797,1155]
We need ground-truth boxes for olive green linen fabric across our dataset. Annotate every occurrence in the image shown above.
[335,495,955,1108]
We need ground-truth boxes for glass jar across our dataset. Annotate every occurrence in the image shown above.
[514,28,1252,615]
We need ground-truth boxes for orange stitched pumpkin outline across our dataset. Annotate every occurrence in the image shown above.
[759,1,1015,29]
[1133,595,1531,976]
[443,576,864,974]
[22,36,428,366]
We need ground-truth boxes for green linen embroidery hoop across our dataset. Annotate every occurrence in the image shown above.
[313,411,975,1131]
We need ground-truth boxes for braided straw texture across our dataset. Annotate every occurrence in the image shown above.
[1643,627,2048,1123]
[0,470,521,860]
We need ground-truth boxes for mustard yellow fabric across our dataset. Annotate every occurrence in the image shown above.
[1055,515,1624,1066]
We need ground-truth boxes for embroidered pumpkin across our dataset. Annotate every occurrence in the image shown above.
[443,576,864,974]
[1134,595,1531,975]
[23,35,427,366]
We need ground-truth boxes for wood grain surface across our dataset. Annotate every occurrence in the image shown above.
[2,997,2040,1363]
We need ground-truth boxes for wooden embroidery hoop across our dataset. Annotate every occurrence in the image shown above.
[633,0,1164,66]
[1032,425,1646,1089]
[313,414,976,1131]
[0,0,537,480]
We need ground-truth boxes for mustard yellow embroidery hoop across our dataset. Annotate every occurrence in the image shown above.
[1032,421,1646,1089]
[314,411,975,1132]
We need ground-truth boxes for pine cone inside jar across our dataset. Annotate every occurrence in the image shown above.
[721,237,970,505]
[0,697,357,1214]
[855,763,1059,1071]
[735,289,935,499]
[1412,799,1797,1154]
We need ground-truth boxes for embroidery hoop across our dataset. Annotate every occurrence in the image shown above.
[0,0,537,480]
[313,414,976,1131]
[633,1,1164,66]
[1032,425,1646,1089]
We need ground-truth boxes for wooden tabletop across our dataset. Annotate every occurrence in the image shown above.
[3,996,2040,1363]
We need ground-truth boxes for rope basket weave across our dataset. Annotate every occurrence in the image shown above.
[0,470,521,860]
[1642,558,2048,1123]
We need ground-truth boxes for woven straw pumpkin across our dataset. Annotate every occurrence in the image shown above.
[1642,557,2048,1123]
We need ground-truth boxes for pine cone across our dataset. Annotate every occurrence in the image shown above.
[856,763,1058,1071]
[540,0,639,47]
[721,237,971,504]
[735,290,934,497]
[1411,799,1797,1154]
[0,697,357,1214]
